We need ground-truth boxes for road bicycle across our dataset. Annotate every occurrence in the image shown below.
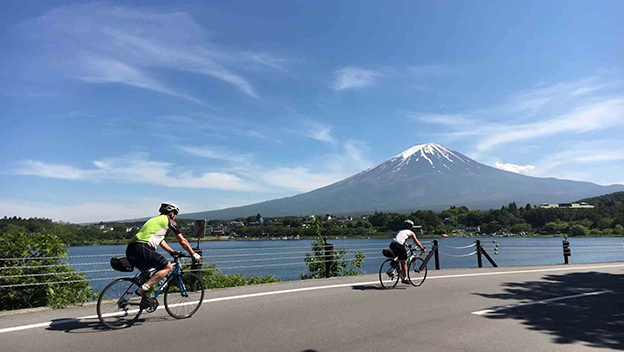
[97,251,205,329]
[379,246,427,289]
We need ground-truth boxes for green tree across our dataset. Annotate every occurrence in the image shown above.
[0,231,92,310]
[569,224,590,237]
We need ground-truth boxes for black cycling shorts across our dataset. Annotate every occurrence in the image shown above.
[389,241,408,260]
[126,242,169,272]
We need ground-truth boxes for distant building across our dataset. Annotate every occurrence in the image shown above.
[539,202,594,209]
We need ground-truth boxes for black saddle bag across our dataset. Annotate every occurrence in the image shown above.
[382,248,395,259]
[110,256,134,272]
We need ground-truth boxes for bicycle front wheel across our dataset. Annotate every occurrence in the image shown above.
[164,272,205,319]
[97,278,143,329]
[379,259,400,289]
[408,258,427,287]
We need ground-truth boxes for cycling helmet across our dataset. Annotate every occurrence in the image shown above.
[159,202,180,215]
[404,219,414,229]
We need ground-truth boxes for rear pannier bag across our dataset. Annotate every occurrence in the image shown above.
[110,256,134,272]
[382,248,395,258]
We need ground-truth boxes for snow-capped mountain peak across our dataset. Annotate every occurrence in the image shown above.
[387,143,471,173]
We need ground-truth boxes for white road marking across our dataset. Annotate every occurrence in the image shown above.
[471,290,614,315]
[1,263,622,334]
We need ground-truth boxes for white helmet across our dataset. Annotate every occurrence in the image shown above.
[159,202,180,215]
[404,219,414,229]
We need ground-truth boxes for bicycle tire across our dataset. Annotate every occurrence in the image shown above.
[97,278,143,329]
[379,259,400,289]
[164,272,205,319]
[408,258,427,287]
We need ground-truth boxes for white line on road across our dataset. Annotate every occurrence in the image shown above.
[1,263,623,334]
[471,290,614,315]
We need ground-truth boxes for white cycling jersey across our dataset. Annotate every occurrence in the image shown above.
[393,229,413,245]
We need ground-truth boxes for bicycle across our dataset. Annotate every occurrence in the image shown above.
[379,246,427,289]
[97,251,205,329]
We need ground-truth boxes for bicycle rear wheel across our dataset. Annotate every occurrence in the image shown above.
[379,259,400,289]
[97,278,143,329]
[408,258,427,287]
[164,272,205,319]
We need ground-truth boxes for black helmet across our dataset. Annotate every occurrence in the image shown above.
[404,219,414,229]
[159,202,180,215]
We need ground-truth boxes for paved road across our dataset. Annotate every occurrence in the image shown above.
[2,263,624,352]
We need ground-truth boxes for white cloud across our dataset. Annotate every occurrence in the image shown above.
[493,162,536,175]
[24,4,290,100]
[259,167,342,192]
[13,153,257,191]
[0,199,159,223]
[259,140,374,192]
[333,67,382,91]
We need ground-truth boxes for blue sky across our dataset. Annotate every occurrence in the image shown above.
[1,1,623,223]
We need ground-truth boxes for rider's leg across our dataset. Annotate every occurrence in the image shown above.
[400,259,407,278]
[143,262,173,290]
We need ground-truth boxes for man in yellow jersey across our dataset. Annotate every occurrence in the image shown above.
[126,202,201,304]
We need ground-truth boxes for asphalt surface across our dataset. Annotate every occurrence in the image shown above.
[2,262,624,352]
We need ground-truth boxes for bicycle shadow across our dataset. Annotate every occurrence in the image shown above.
[45,314,179,333]
[473,271,624,350]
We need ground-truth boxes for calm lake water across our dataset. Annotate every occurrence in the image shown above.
[66,237,624,292]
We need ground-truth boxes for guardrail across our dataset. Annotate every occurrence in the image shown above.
[0,238,620,290]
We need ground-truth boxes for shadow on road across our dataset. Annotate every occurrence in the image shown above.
[474,271,624,350]
[45,314,179,333]
[351,284,385,291]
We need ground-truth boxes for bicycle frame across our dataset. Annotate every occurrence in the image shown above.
[117,260,189,308]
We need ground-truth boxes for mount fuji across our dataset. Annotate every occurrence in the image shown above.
[183,143,624,220]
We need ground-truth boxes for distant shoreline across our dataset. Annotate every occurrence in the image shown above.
[67,234,623,247]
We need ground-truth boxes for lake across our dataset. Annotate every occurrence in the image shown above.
[66,237,624,292]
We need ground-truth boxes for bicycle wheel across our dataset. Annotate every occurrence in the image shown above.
[164,272,205,319]
[379,259,400,289]
[408,258,427,287]
[97,278,143,329]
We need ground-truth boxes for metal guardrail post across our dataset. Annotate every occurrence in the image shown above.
[323,237,334,278]
[419,241,439,271]
[433,240,440,270]
[476,240,483,268]
[563,239,571,264]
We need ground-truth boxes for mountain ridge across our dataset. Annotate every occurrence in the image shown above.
[181,143,624,220]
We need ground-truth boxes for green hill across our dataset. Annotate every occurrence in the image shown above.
[579,191,624,206]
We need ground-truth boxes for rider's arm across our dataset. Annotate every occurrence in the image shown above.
[410,232,425,250]
[160,240,175,255]
[174,233,196,256]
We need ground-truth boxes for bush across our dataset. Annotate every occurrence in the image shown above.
[194,264,279,289]
[0,231,93,310]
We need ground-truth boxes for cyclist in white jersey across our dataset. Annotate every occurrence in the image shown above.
[390,220,425,284]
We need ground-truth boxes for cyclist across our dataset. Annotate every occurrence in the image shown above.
[389,219,425,284]
[126,202,201,305]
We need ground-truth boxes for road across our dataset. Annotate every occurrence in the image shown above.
[2,262,624,352]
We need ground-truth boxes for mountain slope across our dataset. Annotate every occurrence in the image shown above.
[182,143,624,220]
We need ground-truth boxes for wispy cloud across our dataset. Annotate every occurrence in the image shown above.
[24,4,291,100]
[410,113,475,126]
[13,153,257,191]
[180,146,253,165]
[417,77,624,154]
[77,56,202,103]
[333,66,383,91]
